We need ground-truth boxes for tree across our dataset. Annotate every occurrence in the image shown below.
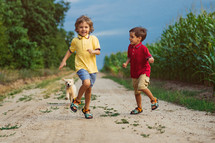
[21,0,70,68]
[0,0,71,69]
[1,0,42,69]
[0,1,10,67]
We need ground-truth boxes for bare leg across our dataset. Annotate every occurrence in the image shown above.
[73,79,91,109]
[76,79,90,100]
[141,88,155,101]
[135,93,142,109]
[84,87,92,114]
[141,88,158,110]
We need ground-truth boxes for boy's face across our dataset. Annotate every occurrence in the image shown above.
[77,21,90,37]
[129,32,142,46]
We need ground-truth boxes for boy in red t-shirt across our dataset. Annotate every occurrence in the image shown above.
[123,27,159,114]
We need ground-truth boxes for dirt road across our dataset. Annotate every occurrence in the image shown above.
[0,72,215,143]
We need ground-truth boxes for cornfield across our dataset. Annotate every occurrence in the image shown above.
[102,10,215,96]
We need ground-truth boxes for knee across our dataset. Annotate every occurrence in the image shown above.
[83,80,91,88]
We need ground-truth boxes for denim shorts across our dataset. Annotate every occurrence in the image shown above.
[77,69,97,87]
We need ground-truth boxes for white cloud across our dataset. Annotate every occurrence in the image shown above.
[65,0,81,3]
[94,29,127,37]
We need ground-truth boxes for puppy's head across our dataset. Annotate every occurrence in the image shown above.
[63,79,74,87]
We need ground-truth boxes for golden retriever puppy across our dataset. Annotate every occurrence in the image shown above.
[63,79,77,102]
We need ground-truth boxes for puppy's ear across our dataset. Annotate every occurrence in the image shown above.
[62,79,66,81]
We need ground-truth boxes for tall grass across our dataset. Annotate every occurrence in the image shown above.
[0,68,73,102]
[0,68,69,84]
[148,10,215,95]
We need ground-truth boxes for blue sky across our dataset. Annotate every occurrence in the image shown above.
[63,0,215,69]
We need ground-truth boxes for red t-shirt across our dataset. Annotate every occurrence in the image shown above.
[128,42,152,78]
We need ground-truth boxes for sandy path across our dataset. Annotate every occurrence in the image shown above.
[0,72,215,143]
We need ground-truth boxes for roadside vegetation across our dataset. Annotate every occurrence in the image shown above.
[103,75,215,113]
[0,0,76,102]
[101,10,215,112]
[0,0,75,70]
[0,68,74,102]
[102,10,215,97]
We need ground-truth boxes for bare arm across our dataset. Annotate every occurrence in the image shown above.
[122,58,131,68]
[59,50,72,70]
[87,48,101,55]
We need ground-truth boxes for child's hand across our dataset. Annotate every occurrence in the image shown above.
[59,61,66,70]
[87,49,94,54]
[148,57,154,64]
[122,63,127,68]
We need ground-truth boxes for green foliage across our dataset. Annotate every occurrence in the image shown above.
[102,52,130,77]
[0,124,21,130]
[0,0,75,69]
[102,10,215,95]
[149,10,215,94]
[115,119,129,124]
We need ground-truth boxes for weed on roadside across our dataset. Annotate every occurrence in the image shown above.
[0,124,21,130]
[17,95,33,102]
[0,132,16,137]
[56,94,65,100]
[100,107,120,117]
[39,109,52,113]
[141,133,150,138]
[2,109,13,115]
[51,106,59,110]
[115,119,129,124]
[43,94,50,99]
[147,123,166,134]
[104,75,215,112]
[132,123,140,127]
[47,102,66,106]
[91,94,97,101]
[40,106,60,113]
[130,120,140,127]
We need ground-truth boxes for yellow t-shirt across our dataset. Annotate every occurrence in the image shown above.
[69,34,100,73]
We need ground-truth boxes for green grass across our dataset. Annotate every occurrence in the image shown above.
[147,123,165,134]
[115,119,129,124]
[0,132,16,137]
[141,134,150,138]
[0,124,21,130]
[17,95,33,102]
[103,75,133,90]
[40,109,52,113]
[0,85,34,102]
[36,77,61,88]
[0,68,73,102]
[51,106,59,110]
[103,75,215,113]
[100,107,120,117]
[0,69,65,84]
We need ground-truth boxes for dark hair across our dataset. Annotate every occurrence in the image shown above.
[129,27,147,41]
[75,15,94,34]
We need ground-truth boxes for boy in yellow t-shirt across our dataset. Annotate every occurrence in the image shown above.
[59,15,101,119]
